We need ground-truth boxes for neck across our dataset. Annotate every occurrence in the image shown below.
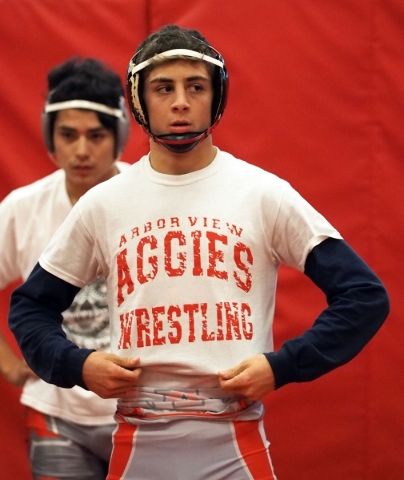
[66,163,119,205]
[149,136,216,175]
[66,184,89,206]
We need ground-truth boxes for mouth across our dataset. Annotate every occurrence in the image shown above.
[169,121,191,134]
[73,165,93,174]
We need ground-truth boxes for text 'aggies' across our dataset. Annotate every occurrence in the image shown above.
[116,216,253,307]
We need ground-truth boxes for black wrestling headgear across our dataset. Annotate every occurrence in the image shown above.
[126,45,228,153]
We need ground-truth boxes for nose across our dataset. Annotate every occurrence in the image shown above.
[171,87,190,111]
[75,135,90,158]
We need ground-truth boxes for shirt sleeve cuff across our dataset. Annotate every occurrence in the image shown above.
[264,348,298,389]
[61,346,95,390]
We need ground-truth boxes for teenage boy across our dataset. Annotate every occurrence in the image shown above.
[9,26,389,479]
[1,57,130,479]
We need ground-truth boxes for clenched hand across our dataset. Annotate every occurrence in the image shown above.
[218,354,276,401]
[82,351,142,398]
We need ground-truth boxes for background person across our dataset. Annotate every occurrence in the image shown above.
[0,56,131,480]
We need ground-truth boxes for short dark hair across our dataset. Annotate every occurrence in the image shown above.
[135,24,214,66]
[46,57,125,139]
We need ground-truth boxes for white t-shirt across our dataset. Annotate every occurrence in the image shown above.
[0,162,129,425]
[38,150,342,420]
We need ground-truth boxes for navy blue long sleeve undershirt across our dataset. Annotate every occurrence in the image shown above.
[265,238,390,389]
[8,266,86,389]
[8,238,389,390]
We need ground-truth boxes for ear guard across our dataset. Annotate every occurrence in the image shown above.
[42,96,131,158]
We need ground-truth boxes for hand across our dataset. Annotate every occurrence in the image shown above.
[5,359,38,387]
[0,332,38,387]
[82,351,142,399]
[218,354,276,401]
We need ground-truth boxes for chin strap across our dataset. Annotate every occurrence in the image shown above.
[149,122,220,153]
[154,131,207,153]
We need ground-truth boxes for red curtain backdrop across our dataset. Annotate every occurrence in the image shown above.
[0,1,402,478]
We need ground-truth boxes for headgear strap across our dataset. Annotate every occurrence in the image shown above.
[44,99,124,118]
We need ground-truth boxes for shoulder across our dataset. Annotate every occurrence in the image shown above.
[217,149,289,193]
[115,160,133,172]
[1,170,65,207]
[219,150,285,179]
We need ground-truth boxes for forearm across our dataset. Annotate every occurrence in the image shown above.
[0,331,21,379]
[266,238,390,389]
[8,263,92,389]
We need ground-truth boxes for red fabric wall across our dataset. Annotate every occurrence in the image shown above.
[0,1,402,478]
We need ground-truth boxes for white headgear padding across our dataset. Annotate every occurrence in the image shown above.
[42,96,130,158]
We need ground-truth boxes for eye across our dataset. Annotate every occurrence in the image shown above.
[89,131,107,142]
[190,84,203,92]
[58,130,74,140]
[157,85,172,94]
[188,83,208,94]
